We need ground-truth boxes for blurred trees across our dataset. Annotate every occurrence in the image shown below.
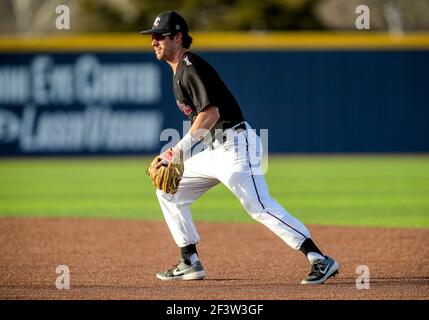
[1,0,428,34]
[77,0,325,32]
[316,0,429,31]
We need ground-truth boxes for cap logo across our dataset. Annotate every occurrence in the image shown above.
[153,17,161,27]
[176,25,180,30]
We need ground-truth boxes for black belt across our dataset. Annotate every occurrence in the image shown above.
[224,121,246,132]
[207,121,246,149]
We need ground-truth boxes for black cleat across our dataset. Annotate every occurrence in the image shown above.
[156,258,206,281]
[301,256,339,285]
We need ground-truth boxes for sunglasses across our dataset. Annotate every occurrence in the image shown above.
[152,33,168,41]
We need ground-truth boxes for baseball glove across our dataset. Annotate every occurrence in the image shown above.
[146,149,184,194]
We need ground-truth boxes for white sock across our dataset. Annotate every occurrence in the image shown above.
[307,252,325,263]
[189,253,199,265]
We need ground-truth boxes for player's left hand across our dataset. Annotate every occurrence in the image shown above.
[146,148,184,194]
[156,147,180,168]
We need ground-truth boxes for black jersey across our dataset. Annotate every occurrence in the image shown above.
[173,52,245,132]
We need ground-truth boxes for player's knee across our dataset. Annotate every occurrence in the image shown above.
[242,197,282,222]
[156,189,190,208]
[241,201,265,219]
[247,210,265,221]
[238,197,252,212]
[240,192,273,214]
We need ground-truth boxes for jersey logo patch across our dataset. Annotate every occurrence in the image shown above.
[177,101,193,116]
[183,56,192,66]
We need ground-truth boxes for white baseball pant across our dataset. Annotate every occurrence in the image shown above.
[156,122,312,250]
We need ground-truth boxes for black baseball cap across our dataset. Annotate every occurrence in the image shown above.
[140,11,188,36]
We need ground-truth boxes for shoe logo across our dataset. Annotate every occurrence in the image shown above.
[319,262,331,275]
[172,266,191,276]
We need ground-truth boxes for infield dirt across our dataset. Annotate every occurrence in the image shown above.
[0,218,428,300]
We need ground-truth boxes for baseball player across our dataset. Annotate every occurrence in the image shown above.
[141,11,339,285]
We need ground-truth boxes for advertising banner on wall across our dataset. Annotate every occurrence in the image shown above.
[1,44,429,155]
[0,53,170,155]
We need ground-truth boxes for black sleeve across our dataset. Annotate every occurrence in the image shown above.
[183,64,219,114]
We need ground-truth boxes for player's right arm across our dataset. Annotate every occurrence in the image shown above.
[187,105,220,140]
[171,105,219,160]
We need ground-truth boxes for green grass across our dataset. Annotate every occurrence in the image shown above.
[0,155,428,228]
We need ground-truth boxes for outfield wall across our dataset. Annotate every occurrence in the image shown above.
[0,33,428,155]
